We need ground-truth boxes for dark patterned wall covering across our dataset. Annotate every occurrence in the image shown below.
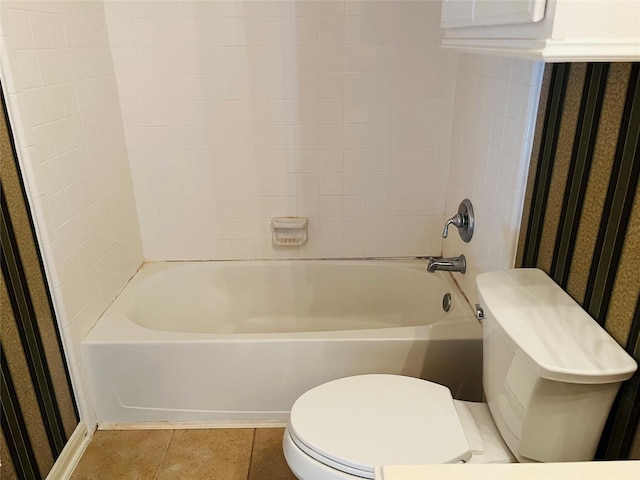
[518,63,639,459]
[1,88,79,478]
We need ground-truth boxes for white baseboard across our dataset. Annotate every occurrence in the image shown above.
[98,420,287,430]
[46,422,92,480]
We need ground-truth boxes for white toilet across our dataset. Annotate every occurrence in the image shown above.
[283,269,637,479]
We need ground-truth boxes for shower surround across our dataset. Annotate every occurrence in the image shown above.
[105,0,458,260]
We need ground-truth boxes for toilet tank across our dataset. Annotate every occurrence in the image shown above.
[476,269,637,463]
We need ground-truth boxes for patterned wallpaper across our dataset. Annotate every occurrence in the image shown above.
[518,63,640,459]
[1,90,78,479]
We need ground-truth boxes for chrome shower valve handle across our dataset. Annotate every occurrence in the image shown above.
[442,213,465,238]
[442,199,474,242]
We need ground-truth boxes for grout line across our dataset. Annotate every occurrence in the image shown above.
[154,429,175,480]
[246,428,257,480]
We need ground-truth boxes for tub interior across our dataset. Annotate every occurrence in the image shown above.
[128,262,454,334]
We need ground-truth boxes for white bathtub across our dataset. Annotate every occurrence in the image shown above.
[82,260,483,427]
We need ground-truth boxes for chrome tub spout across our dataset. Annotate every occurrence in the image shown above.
[427,255,466,274]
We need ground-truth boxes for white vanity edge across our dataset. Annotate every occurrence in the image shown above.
[374,460,640,479]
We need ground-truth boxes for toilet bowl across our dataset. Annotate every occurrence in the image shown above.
[282,269,637,479]
[282,374,515,480]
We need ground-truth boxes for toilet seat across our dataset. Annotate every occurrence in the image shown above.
[288,374,472,478]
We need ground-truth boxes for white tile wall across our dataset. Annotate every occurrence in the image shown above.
[0,0,144,429]
[443,54,544,305]
[105,0,457,260]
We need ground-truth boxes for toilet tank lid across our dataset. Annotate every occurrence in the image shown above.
[476,269,637,384]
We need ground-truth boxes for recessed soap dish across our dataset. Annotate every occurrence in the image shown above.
[271,217,308,246]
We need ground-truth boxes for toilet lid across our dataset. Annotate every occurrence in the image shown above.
[289,375,471,478]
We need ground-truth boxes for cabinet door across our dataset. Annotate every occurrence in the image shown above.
[441,0,474,27]
[441,0,546,28]
[475,0,546,26]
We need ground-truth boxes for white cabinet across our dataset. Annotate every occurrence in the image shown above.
[441,0,546,28]
[441,0,640,62]
[441,0,475,27]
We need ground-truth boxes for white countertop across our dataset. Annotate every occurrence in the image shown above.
[374,461,640,479]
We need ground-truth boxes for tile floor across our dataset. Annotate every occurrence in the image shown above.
[71,428,297,479]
